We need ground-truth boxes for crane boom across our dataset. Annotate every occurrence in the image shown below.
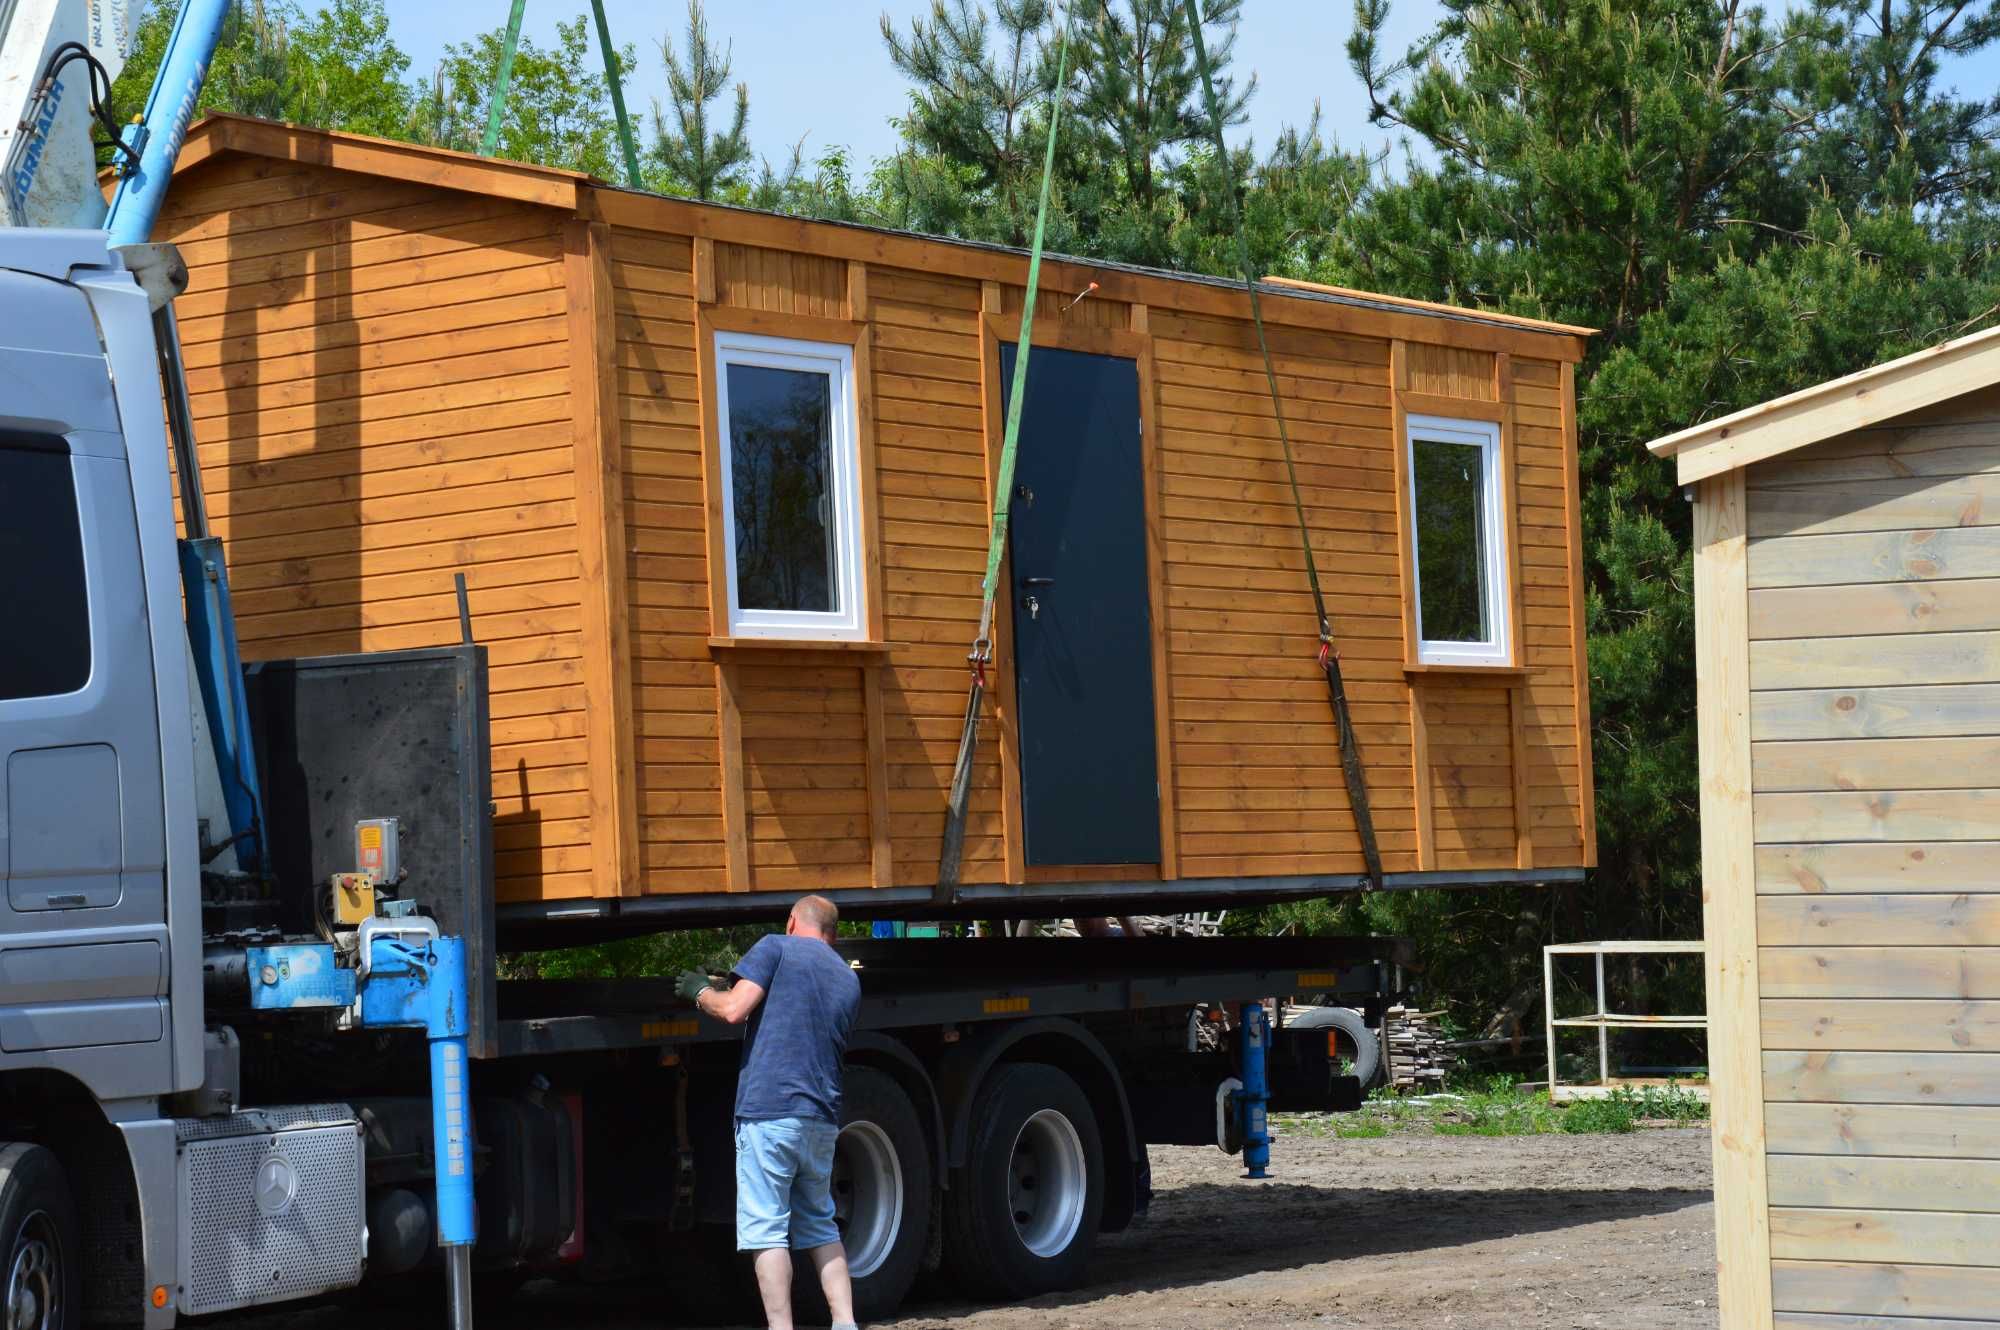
[1,0,137,227]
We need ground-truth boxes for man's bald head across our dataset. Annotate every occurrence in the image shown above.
[789,894,839,940]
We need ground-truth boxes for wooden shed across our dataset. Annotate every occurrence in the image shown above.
[1651,331,2000,1328]
[150,114,1596,924]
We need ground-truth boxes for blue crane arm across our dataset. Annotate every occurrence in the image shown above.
[104,0,229,246]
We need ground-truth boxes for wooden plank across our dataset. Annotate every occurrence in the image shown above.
[566,220,640,897]
[1776,1315,2000,1330]
[847,259,870,323]
[200,115,582,209]
[1763,997,2000,1051]
[1560,361,1596,864]
[1754,684,2000,741]
[1755,842,2000,894]
[1136,326,1180,880]
[717,660,748,890]
[1757,894,2000,947]
[1761,947,2000,998]
[1692,466,1775,1329]
[1756,789,2000,844]
[1749,470,2000,538]
[1751,525,2000,589]
[1770,1207,2000,1267]
[1768,1155,2000,1211]
[1497,352,1527,672]
[1751,578,2000,640]
[1509,684,1533,868]
[1754,736,2000,792]
[1771,1259,2000,1320]
[693,237,716,305]
[1765,1102,2000,1159]
[1753,630,2000,690]
[692,307,731,633]
[854,321,887,641]
[977,280,1026,886]
[1764,1050,2000,1104]
[1409,683,1436,869]
[864,663,893,886]
[1388,342,1418,666]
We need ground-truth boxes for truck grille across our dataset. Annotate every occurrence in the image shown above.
[175,1114,366,1316]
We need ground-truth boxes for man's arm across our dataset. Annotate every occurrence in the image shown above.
[697,978,766,1026]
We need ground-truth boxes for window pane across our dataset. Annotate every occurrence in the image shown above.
[0,434,90,699]
[727,362,838,614]
[1412,435,1489,644]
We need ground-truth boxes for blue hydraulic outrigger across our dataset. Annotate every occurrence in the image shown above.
[96,2,478,1320]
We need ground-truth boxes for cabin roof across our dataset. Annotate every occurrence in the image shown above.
[167,114,1594,352]
[1646,321,2000,485]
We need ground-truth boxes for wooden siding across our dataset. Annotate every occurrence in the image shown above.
[1744,405,2000,1326]
[158,135,1591,903]
[159,154,591,905]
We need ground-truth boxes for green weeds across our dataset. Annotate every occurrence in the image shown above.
[1272,1077,1708,1141]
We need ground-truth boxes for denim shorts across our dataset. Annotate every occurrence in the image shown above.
[735,1116,841,1252]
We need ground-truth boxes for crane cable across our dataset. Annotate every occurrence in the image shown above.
[934,0,1079,902]
[1182,0,1384,890]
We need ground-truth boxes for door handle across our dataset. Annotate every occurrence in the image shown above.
[1020,576,1056,589]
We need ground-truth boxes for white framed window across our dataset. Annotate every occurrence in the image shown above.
[1405,413,1510,665]
[714,330,867,640]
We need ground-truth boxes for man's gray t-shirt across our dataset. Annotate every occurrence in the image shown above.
[731,933,861,1124]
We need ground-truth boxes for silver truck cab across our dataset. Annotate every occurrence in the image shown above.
[1,230,213,1326]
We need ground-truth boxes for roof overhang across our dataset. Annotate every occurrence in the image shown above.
[1647,322,2000,484]
[170,114,587,211]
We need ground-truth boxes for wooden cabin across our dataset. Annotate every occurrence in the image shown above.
[149,114,1596,922]
[1651,332,2000,1328]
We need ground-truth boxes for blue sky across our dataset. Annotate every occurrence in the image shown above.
[373,2,2000,175]
[378,0,1447,170]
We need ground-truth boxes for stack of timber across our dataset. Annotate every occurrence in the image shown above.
[1383,1007,1453,1091]
[145,114,1596,920]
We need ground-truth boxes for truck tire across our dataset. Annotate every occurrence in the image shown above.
[1289,1006,1382,1089]
[0,1143,79,1330]
[796,1067,930,1322]
[942,1063,1103,1300]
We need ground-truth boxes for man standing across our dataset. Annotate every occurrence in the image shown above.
[678,895,862,1330]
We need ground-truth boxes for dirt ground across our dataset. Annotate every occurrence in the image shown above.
[229,1123,1716,1330]
[884,1125,1718,1330]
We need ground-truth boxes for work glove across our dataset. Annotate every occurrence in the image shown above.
[675,969,714,1003]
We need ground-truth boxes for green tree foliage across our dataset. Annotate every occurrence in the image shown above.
[649,0,752,200]
[113,0,413,137]
[414,16,636,179]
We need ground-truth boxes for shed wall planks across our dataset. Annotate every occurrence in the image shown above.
[1740,418,2000,1318]
[156,127,1590,909]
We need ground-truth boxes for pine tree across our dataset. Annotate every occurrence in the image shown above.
[650,0,752,201]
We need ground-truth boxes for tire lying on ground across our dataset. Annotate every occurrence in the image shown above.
[794,1066,931,1322]
[1286,1005,1382,1089]
[0,1142,80,1330]
[942,1062,1104,1300]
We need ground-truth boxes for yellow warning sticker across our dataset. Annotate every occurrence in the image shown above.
[982,996,1030,1014]
[1296,972,1338,989]
[359,825,382,850]
[642,1019,700,1040]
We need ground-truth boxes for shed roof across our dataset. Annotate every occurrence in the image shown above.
[165,115,1592,357]
[1646,322,2000,485]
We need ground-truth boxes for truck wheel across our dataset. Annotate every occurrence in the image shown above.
[797,1067,930,1321]
[943,1063,1102,1299]
[1289,1006,1382,1088]
[0,1144,78,1330]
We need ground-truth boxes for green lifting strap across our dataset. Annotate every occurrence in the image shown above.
[934,0,1079,901]
[1182,0,1385,890]
[478,0,528,158]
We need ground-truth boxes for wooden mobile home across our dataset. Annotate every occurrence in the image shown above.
[149,114,1596,923]
[1653,332,2000,1328]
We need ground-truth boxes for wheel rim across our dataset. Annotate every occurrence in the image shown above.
[5,1210,60,1330]
[833,1121,904,1280]
[1007,1108,1087,1259]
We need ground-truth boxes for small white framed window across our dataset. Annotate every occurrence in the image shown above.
[1405,413,1510,665]
[714,330,867,640]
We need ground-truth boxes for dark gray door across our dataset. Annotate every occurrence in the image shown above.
[1000,343,1160,866]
